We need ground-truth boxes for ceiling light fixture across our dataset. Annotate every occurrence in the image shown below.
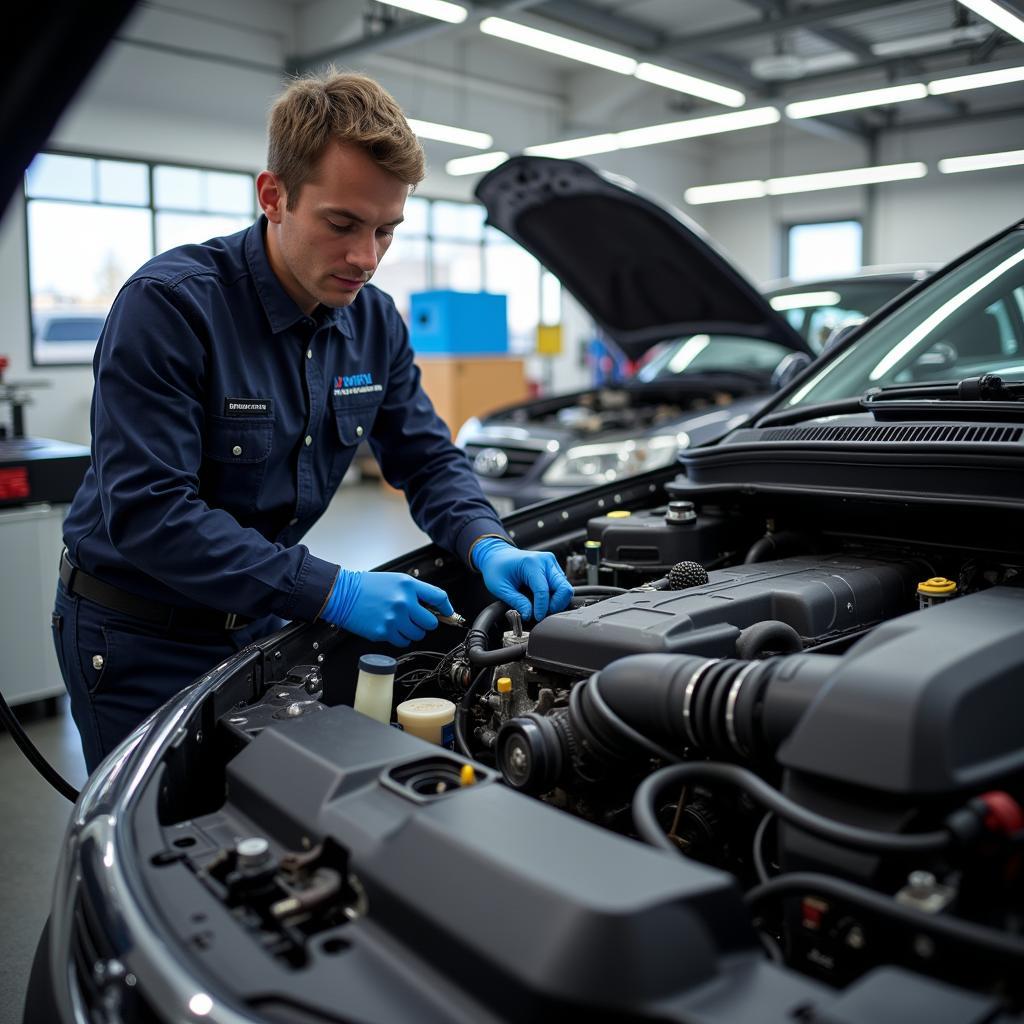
[406,118,492,149]
[446,151,510,176]
[770,291,842,311]
[684,180,767,205]
[376,0,468,24]
[527,107,780,160]
[954,0,1024,44]
[938,148,1024,173]
[767,162,927,194]
[872,23,991,56]
[929,64,1024,94]
[684,163,928,205]
[634,63,745,107]
[480,17,637,74]
[785,83,928,119]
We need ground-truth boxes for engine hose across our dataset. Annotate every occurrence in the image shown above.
[746,872,1024,962]
[633,762,952,856]
[454,667,493,757]
[0,690,79,803]
[743,530,807,565]
[466,587,626,666]
[735,620,802,659]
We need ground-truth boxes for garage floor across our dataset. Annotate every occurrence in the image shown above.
[0,481,428,1024]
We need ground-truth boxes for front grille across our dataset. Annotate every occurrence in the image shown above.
[761,424,1024,444]
[464,443,545,479]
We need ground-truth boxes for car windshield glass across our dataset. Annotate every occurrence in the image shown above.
[636,336,791,381]
[771,279,912,353]
[782,230,1024,409]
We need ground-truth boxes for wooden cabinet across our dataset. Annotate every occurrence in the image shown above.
[416,356,530,435]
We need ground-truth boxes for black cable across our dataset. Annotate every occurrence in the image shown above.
[0,690,79,803]
[746,872,1024,961]
[570,585,628,597]
[454,667,492,757]
[752,811,776,885]
[633,763,951,856]
[585,675,681,765]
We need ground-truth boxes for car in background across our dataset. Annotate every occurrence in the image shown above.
[32,306,108,365]
[457,159,926,512]
[34,205,1024,1024]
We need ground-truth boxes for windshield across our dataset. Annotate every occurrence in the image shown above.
[784,229,1024,409]
[636,335,792,381]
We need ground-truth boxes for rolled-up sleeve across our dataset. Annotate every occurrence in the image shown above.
[92,278,337,621]
[368,299,511,564]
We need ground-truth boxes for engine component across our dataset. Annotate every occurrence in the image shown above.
[527,554,921,674]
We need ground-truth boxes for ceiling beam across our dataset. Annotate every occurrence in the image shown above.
[734,0,874,59]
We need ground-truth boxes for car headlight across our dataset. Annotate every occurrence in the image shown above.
[541,433,688,486]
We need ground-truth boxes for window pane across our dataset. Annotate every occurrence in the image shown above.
[25,154,94,201]
[155,212,252,253]
[432,200,484,241]
[402,196,429,235]
[28,200,151,364]
[205,171,254,214]
[541,271,561,325]
[97,160,148,206]
[433,242,482,291]
[154,165,203,210]
[372,237,429,322]
[485,241,540,352]
[787,221,862,282]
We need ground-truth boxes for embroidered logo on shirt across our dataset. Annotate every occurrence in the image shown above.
[223,397,273,416]
[333,372,383,398]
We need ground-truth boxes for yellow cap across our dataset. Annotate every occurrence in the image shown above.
[607,510,631,518]
[917,577,957,596]
[460,764,477,787]
[584,540,601,549]
[496,677,512,694]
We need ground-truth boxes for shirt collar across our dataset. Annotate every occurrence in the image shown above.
[244,217,352,338]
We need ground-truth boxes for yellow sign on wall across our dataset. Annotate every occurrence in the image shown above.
[536,324,562,355]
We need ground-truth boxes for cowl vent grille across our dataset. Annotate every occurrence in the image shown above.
[761,424,1024,444]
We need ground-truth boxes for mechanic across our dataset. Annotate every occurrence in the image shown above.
[52,70,573,774]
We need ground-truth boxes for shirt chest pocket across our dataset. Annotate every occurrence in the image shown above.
[199,415,274,517]
[332,401,380,448]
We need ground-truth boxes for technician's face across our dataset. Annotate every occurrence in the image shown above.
[258,141,408,314]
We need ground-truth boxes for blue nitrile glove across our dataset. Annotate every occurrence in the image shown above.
[320,569,454,647]
[471,538,574,622]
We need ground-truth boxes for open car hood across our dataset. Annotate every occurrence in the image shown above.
[475,155,811,360]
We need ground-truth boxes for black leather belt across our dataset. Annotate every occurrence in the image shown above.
[59,550,252,632]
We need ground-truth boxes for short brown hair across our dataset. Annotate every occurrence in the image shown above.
[268,69,425,206]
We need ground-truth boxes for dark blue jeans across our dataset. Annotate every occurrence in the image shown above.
[51,581,284,774]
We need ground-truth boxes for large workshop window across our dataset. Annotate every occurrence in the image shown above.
[24,152,255,366]
[785,219,863,282]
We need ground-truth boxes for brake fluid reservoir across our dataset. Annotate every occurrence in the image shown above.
[353,654,397,724]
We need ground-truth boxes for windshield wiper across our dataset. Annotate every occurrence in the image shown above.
[862,375,1024,421]
[758,376,1024,428]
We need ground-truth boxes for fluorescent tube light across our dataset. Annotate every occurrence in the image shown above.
[938,149,1024,173]
[525,134,621,158]
[767,162,927,195]
[785,83,928,119]
[770,291,841,311]
[684,180,767,205]
[616,107,779,149]
[406,118,492,149]
[955,0,1024,44]
[480,17,637,74]
[446,151,509,176]
[376,0,467,24]
[929,64,1024,94]
[634,63,745,107]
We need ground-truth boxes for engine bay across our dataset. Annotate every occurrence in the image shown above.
[128,477,1024,1024]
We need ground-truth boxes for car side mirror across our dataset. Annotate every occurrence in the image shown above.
[822,321,862,354]
[912,341,958,371]
[771,351,814,390]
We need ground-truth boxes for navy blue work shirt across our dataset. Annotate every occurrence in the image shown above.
[62,217,510,622]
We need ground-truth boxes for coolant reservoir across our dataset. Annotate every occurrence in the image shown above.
[353,654,397,724]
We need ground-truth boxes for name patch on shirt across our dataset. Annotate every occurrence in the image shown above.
[333,372,383,398]
[223,397,273,417]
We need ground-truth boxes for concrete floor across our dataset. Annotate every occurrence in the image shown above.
[0,481,428,1024]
